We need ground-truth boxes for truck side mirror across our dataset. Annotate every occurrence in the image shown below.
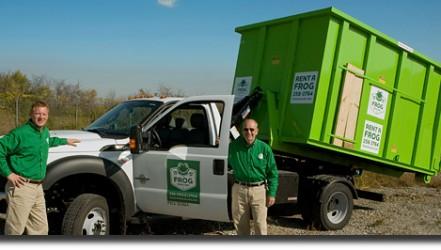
[129,125,143,154]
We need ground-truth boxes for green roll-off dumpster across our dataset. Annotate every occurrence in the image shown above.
[233,7,441,183]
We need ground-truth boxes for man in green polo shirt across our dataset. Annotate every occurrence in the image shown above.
[0,100,80,235]
[228,118,278,235]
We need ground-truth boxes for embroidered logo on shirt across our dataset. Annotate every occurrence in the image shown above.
[258,153,264,160]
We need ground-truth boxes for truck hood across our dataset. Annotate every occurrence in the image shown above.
[49,130,128,153]
[50,130,102,140]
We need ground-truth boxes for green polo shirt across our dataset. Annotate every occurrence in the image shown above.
[0,120,67,180]
[228,137,279,197]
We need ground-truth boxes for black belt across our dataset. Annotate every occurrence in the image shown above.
[234,180,265,187]
[25,179,44,185]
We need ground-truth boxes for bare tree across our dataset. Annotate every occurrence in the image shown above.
[0,70,189,131]
[129,88,154,99]
[0,70,32,127]
[158,84,185,97]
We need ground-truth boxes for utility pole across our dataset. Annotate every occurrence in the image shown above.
[75,103,79,128]
[75,81,80,129]
[15,95,19,127]
[14,93,33,127]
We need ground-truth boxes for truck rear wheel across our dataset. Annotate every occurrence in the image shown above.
[61,193,110,235]
[313,183,353,230]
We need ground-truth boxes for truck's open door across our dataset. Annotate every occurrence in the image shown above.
[132,95,234,222]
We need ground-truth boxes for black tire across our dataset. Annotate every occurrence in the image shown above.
[312,183,353,230]
[62,193,110,235]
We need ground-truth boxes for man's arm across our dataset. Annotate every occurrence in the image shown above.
[0,132,27,187]
[49,137,80,147]
[265,146,279,207]
[66,138,80,146]
[0,133,17,178]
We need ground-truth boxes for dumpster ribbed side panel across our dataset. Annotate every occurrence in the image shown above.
[279,16,330,143]
[414,66,441,171]
[233,7,441,179]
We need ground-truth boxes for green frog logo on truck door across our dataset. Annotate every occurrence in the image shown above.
[171,162,196,191]
[167,159,200,204]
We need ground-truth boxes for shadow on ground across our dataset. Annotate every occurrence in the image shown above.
[127,218,235,235]
[0,203,374,235]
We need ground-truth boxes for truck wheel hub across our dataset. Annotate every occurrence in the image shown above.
[82,207,108,235]
[326,191,348,224]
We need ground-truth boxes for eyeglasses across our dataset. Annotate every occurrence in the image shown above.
[32,112,48,117]
[243,128,255,132]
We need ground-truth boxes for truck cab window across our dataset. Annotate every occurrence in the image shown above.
[147,101,224,150]
[156,114,172,148]
[187,113,208,145]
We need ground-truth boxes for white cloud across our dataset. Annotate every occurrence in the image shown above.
[157,0,177,8]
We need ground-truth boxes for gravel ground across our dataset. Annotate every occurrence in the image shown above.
[1,186,441,236]
[139,186,441,236]
[262,186,441,236]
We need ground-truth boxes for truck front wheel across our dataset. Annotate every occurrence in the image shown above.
[313,182,353,230]
[61,193,110,235]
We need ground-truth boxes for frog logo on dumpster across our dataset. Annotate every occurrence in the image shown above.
[239,79,247,88]
[368,86,388,120]
[375,91,384,103]
[233,76,252,103]
[167,159,200,204]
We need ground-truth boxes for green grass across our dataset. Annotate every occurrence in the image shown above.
[355,171,441,188]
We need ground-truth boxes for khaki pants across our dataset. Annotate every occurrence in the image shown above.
[5,181,48,235]
[232,183,268,235]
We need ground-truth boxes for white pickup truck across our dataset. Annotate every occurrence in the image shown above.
[1,93,362,235]
[128,93,360,233]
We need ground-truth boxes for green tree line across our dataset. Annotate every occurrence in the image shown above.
[0,70,184,134]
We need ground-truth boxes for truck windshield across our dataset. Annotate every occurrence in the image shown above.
[85,100,163,138]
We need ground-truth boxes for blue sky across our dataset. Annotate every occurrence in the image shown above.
[1,0,440,97]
